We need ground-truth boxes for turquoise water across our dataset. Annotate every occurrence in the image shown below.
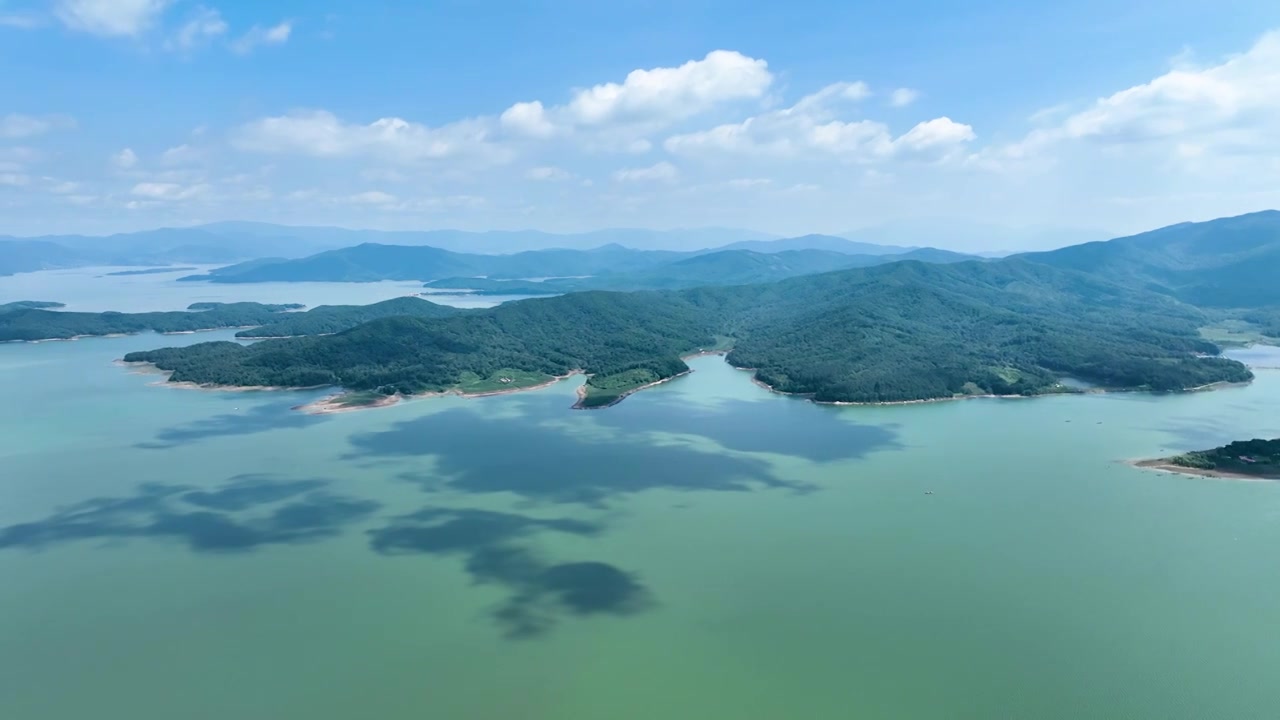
[1,345,1278,718]
[2,279,1280,718]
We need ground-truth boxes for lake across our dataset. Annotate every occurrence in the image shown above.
[1,280,1279,719]
[0,266,537,312]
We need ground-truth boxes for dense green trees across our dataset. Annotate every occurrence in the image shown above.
[1171,439,1280,477]
[236,297,461,337]
[124,257,1255,405]
[1022,210,1280,308]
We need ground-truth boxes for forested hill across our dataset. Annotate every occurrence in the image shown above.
[1020,210,1280,307]
[124,257,1252,407]
[237,297,463,338]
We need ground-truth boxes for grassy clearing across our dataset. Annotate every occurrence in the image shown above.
[454,369,557,394]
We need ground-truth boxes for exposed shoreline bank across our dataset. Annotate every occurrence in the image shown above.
[1128,459,1279,482]
[118,351,1260,416]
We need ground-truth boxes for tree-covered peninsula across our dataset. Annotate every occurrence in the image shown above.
[123,258,1254,407]
[1140,439,1280,480]
[236,297,462,338]
[0,302,303,342]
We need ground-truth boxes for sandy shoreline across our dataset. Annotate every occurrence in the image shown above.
[290,371,587,415]
[1128,459,1278,482]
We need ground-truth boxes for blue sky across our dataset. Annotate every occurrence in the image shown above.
[2,0,1279,245]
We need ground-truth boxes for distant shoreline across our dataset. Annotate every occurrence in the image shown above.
[7,325,260,344]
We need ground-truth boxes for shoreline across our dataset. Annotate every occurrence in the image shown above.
[1128,459,1278,482]
[7,325,260,345]
[573,369,693,410]
[298,370,586,414]
[117,350,1262,415]
[729,363,1257,407]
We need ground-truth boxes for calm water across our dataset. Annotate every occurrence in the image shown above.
[2,285,1280,718]
[0,266,534,311]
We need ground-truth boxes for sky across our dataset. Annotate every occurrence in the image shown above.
[2,0,1280,247]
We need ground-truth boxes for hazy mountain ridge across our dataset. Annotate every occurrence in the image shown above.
[1020,210,1280,307]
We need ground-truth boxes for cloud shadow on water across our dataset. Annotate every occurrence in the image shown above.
[345,401,830,505]
[595,396,903,463]
[136,399,328,449]
[369,507,650,638]
[0,475,378,553]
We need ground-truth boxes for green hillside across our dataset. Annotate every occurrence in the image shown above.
[1022,210,1280,307]
[124,257,1251,406]
[237,297,462,338]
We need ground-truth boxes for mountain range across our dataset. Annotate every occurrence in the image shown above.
[116,211,1279,408]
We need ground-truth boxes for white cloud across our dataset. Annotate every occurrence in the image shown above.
[500,101,556,138]
[348,190,397,205]
[665,83,973,161]
[232,21,292,54]
[0,173,31,186]
[131,181,208,200]
[526,166,571,181]
[160,144,202,165]
[112,148,139,169]
[167,6,227,51]
[890,88,920,107]
[612,161,679,183]
[894,117,976,152]
[0,114,75,139]
[47,180,81,194]
[990,30,1280,166]
[55,0,171,37]
[502,50,772,139]
[233,110,503,163]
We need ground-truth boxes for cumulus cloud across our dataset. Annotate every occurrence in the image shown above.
[0,114,75,139]
[231,21,292,54]
[0,173,31,186]
[612,161,679,183]
[985,30,1280,168]
[500,101,556,138]
[55,0,171,37]
[890,88,920,107]
[502,50,772,139]
[233,110,503,163]
[664,83,973,161]
[348,190,398,205]
[112,148,139,169]
[167,6,227,51]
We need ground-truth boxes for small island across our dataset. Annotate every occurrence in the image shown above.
[1137,439,1280,480]
[1,300,66,312]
